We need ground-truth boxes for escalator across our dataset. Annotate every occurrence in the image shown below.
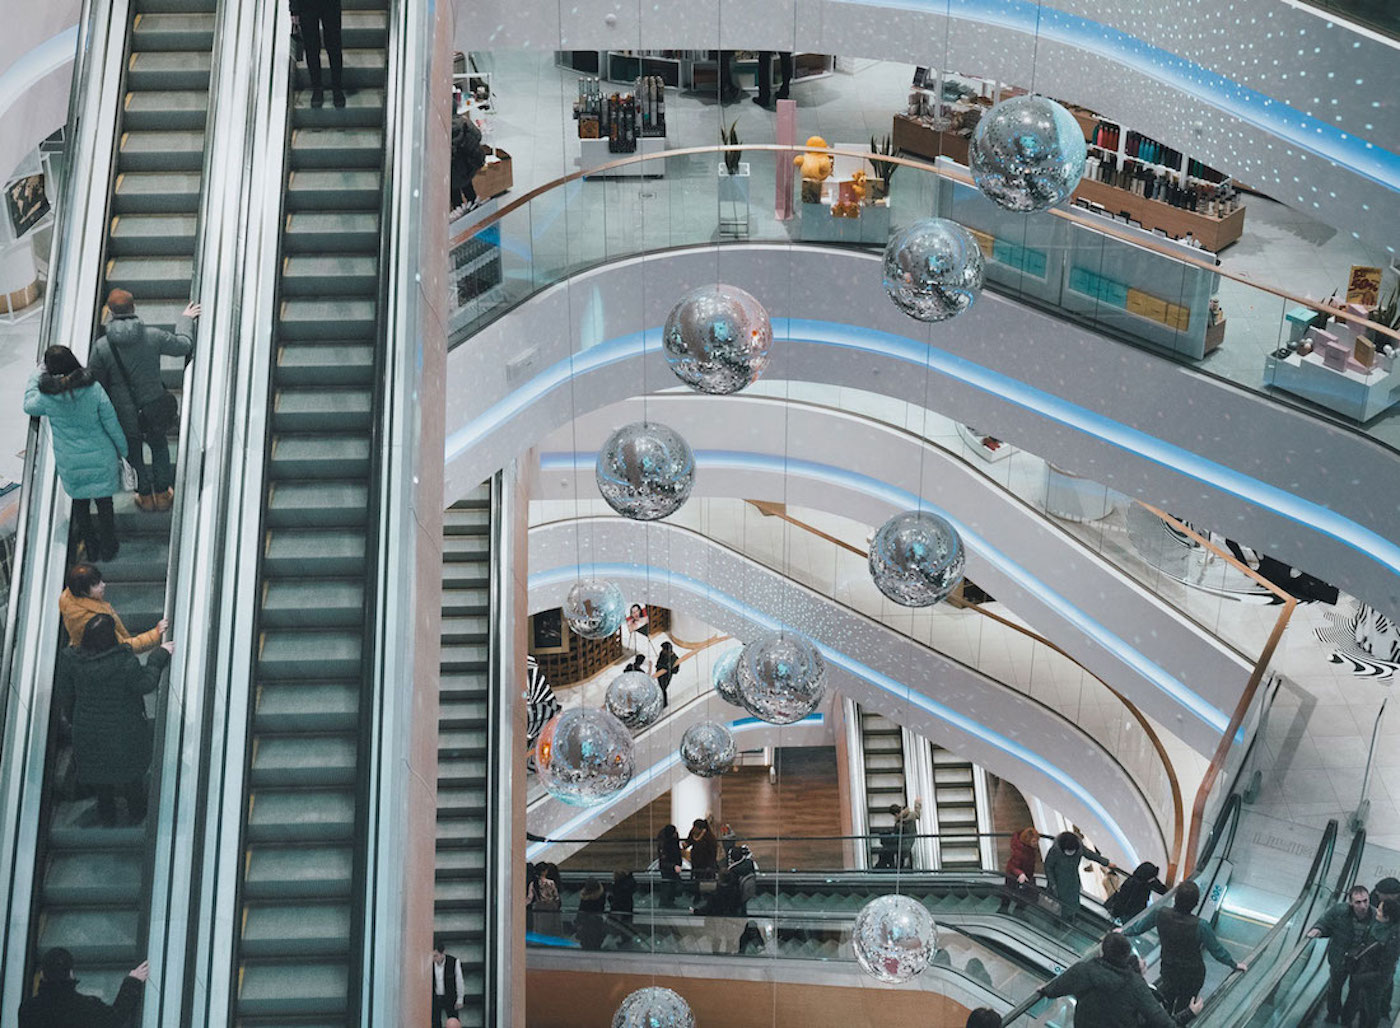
[19,0,219,1005]
[858,706,909,846]
[931,744,984,870]
[228,1,389,1019]
[434,488,492,1026]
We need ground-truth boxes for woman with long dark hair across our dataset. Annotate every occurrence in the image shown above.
[23,346,126,561]
[53,613,173,825]
[656,824,683,908]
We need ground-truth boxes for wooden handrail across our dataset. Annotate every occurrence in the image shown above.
[451,142,1400,344]
[1140,504,1297,877]
[746,500,1186,880]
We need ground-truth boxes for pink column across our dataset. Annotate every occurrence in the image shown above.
[775,99,796,220]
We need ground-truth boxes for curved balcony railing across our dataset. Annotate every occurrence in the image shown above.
[449,143,1400,451]
[529,512,1178,869]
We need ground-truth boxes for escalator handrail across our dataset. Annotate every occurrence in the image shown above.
[0,0,140,1016]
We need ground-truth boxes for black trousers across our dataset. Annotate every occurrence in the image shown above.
[95,780,147,826]
[297,0,343,93]
[1325,962,1349,1019]
[1158,964,1206,1017]
[756,52,793,104]
[72,497,116,559]
[431,995,456,1027]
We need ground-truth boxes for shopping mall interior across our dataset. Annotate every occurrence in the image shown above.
[0,0,1398,1025]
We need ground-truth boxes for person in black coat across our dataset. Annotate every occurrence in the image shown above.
[54,613,172,826]
[656,824,683,908]
[291,0,344,108]
[451,116,485,209]
[655,641,679,707]
[1106,861,1168,923]
[19,947,148,1028]
[609,870,636,924]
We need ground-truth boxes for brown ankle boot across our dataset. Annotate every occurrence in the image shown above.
[154,489,174,512]
[134,492,156,513]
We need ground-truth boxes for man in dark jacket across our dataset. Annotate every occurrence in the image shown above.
[430,936,466,1026]
[1044,831,1112,921]
[1308,884,1375,1024]
[18,948,148,1027]
[1342,898,1400,1028]
[1121,880,1247,1015]
[89,289,197,511]
[1040,932,1201,1027]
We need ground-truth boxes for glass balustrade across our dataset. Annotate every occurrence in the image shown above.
[449,144,1400,451]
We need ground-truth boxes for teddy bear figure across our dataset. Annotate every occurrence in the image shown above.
[794,135,833,204]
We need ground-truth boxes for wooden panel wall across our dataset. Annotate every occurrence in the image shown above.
[716,747,844,871]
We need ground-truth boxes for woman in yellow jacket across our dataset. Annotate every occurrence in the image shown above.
[58,563,165,653]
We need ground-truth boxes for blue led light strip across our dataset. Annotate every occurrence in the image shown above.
[528,562,1143,865]
[834,0,1400,190]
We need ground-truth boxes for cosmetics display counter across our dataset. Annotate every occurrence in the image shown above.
[1265,302,1400,421]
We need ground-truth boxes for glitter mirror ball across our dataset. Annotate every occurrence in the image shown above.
[736,629,826,724]
[604,670,664,730]
[662,284,773,394]
[595,421,696,521]
[713,648,744,707]
[535,707,635,807]
[679,720,737,777]
[868,510,965,607]
[968,94,1087,213]
[612,987,695,1028]
[882,219,984,323]
[562,579,626,639]
[852,894,939,984]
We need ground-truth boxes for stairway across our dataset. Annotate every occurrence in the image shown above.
[230,2,388,1022]
[859,707,908,864]
[433,490,492,1027]
[932,745,983,869]
[27,0,217,1005]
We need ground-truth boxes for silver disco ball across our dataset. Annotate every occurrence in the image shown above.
[535,707,635,807]
[852,894,939,984]
[679,720,737,777]
[595,421,695,521]
[882,219,984,323]
[604,669,664,730]
[713,649,743,707]
[736,629,826,724]
[868,510,965,607]
[612,986,695,1028]
[563,579,626,639]
[662,284,773,394]
[968,94,1087,213]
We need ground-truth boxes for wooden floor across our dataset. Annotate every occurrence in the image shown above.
[989,772,1035,870]
[715,747,844,871]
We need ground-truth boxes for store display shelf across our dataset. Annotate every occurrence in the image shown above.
[578,135,669,177]
[1072,178,1244,253]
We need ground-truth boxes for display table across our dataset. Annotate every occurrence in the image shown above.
[578,136,668,177]
[797,143,891,245]
[1266,349,1400,422]
[891,115,969,166]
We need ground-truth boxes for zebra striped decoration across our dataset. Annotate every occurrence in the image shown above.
[1315,603,1400,679]
[526,655,562,745]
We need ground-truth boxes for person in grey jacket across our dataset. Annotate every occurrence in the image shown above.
[1040,931,1202,1027]
[1307,885,1375,1024]
[1044,831,1111,921]
[23,346,126,561]
[88,289,197,512]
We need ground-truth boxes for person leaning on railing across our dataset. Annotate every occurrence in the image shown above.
[1307,884,1375,1024]
[1118,880,1247,1017]
[1039,932,1203,1027]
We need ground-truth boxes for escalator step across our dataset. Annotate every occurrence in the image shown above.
[246,789,355,843]
[122,298,190,331]
[266,480,369,527]
[244,845,354,899]
[438,786,487,818]
[438,755,489,786]
[95,538,171,581]
[288,127,386,171]
[108,214,197,255]
[263,529,366,575]
[261,580,365,628]
[279,298,377,340]
[277,343,377,387]
[272,388,374,432]
[258,629,361,678]
[444,507,489,533]
[113,170,202,213]
[241,903,352,957]
[291,50,387,90]
[237,960,348,1016]
[291,88,388,129]
[118,129,206,171]
[441,643,488,672]
[444,535,490,560]
[435,847,487,872]
[126,52,213,91]
[251,735,357,787]
[130,13,217,51]
[122,90,209,131]
[281,255,379,296]
[38,908,140,963]
[286,169,383,211]
[255,682,361,733]
[283,213,381,254]
[44,851,143,904]
[434,879,486,908]
[105,256,193,296]
[267,435,372,479]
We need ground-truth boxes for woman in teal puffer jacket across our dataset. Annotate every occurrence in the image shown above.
[23,346,126,561]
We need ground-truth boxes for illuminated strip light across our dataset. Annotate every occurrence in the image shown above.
[537,450,1231,738]
[528,561,1144,867]
[831,0,1400,191]
[526,712,825,862]
[444,318,1400,584]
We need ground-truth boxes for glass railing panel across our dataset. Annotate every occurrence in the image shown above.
[1294,0,1400,39]
[450,145,1400,453]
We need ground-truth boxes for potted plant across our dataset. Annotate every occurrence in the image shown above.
[869,134,898,201]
